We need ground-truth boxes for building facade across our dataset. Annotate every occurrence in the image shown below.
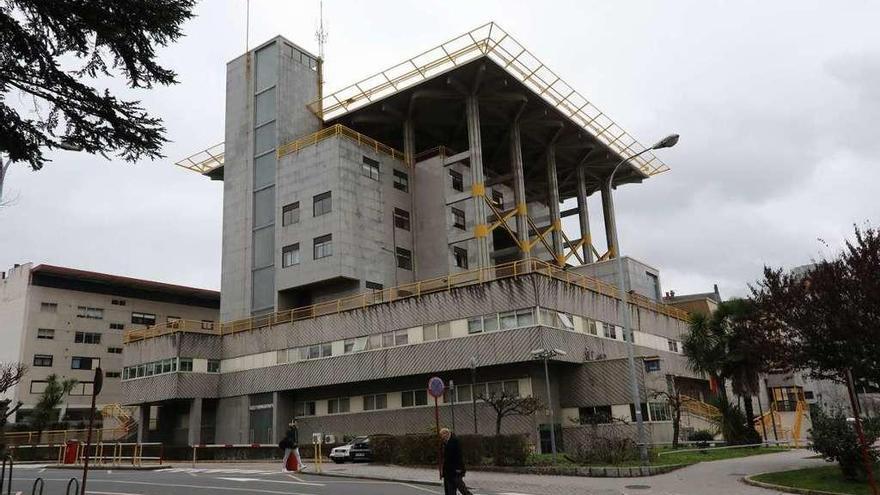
[123,23,709,451]
[0,263,219,425]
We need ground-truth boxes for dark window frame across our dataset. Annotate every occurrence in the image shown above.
[313,234,333,259]
[396,247,412,270]
[393,208,411,231]
[452,207,466,230]
[453,246,468,269]
[282,202,300,226]
[313,191,332,217]
[393,169,409,192]
[282,243,301,267]
[449,170,464,192]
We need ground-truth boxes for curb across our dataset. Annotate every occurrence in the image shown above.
[742,474,852,495]
[43,464,171,471]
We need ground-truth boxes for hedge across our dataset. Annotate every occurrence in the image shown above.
[370,433,529,467]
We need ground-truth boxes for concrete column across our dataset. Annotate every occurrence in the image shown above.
[546,146,563,265]
[403,119,418,277]
[576,166,594,263]
[601,181,617,258]
[137,404,150,443]
[465,95,491,268]
[510,123,529,258]
[187,398,203,446]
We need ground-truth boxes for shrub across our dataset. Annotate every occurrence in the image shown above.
[810,408,880,481]
[713,396,762,445]
[688,430,715,447]
[367,433,529,467]
[369,434,397,464]
[569,422,639,465]
[486,435,529,466]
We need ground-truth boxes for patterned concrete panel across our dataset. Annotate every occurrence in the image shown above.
[559,358,648,407]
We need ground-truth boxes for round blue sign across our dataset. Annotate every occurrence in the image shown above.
[427,376,445,398]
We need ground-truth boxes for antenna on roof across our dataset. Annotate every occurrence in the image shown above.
[245,0,250,51]
[315,0,328,114]
[315,0,328,60]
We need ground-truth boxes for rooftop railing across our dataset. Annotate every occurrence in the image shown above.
[123,258,690,344]
[277,123,407,164]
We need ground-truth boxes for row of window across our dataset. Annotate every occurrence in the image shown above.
[122,357,220,380]
[280,236,414,271]
[292,380,522,418]
[30,380,96,396]
[577,403,672,424]
[38,302,185,328]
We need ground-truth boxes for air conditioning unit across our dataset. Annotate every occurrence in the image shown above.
[324,434,336,444]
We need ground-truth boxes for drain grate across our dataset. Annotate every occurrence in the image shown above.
[624,485,652,490]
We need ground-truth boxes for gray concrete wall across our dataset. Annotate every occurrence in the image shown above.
[0,264,31,403]
[573,257,662,301]
[215,395,249,444]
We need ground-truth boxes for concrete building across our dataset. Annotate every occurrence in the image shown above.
[0,263,218,426]
[123,23,709,451]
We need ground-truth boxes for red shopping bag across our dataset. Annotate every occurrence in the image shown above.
[286,450,299,471]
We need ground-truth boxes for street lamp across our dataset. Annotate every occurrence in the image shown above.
[531,348,567,462]
[607,134,679,465]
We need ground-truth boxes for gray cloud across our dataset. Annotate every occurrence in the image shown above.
[2,0,878,301]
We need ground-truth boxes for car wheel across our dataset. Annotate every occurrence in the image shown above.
[332,459,344,464]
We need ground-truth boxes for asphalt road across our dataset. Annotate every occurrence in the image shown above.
[7,465,517,495]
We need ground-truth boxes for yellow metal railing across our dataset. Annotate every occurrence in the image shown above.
[309,22,669,177]
[681,395,722,421]
[125,258,690,344]
[3,427,129,446]
[277,124,407,164]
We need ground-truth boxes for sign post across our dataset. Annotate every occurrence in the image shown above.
[427,376,445,479]
[81,367,103,495]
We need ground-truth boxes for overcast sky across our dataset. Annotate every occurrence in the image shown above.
[2,0,878,299]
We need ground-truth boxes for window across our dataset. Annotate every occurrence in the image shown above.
[451,207,466,230]
[109,323,124,330]
[363,394,387,411]
[393,170,409,192]
[394,329,408,346]
[422,322,451,342]
[33,354,53,367]
[105,371,121,378]
[456,385,472,402]
[295,401,316,417]
[361,156,380,180]
[328,397,350,414]
[167,316,181,323]
[313,234,333,259]
[282,202,300,226]
[321,342,332,358]
[467,317,483,334]
[804,391,815,400]
[646,272,661,300]
[71,357,98,370]
[77,306,104,319]
[30,381,48,394]
[207,360,221,373]
[644,359,661,372]
[500,309,534,330]
[648,402,672,422]
[402,390,428,408]
[667,339,679,352]
[343,339,356,354]
[603,323,617,339]
[396,247,412,270]
[393,208,411,230]
[37,328,55,340]
[111,299,126,306]
[282,243,300,267]
[449,170,464,192]
[179,358,193,372]
[107,347,123,354]
[41,302,57,312]
[503,380,520,397]
[74,332,102,344]
[313,191,332,217]
[131,312,156,325]
[491,190,504,208]
[453,247,468,269]
[579,405,613,424]
[366,281,383,290]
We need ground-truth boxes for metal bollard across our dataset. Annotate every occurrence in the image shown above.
[66,478,80,495]
[1,454,14,495]
[30,478,43,495]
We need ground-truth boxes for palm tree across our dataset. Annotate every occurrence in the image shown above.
[31,374,78,435]
[57,377,79,424]
[683,299,765,426]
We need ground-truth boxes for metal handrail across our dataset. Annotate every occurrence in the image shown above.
[125,258,690,344]
[277,124,407,164]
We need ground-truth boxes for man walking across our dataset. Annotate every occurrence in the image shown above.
[280,419,304,472]
[440,428,473,495]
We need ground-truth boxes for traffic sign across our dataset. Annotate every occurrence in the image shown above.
[428,376,445,398]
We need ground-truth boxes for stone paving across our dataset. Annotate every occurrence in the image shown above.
[194,448,826,494]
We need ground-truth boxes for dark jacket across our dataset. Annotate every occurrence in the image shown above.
[442,435,465,475]
[280,426,298,449]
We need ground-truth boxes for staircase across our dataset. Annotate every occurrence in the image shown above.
[101,404,138,441]
[681,395,721,422]
[753,400,808,446]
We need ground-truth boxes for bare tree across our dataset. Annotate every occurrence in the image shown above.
[651,389,687,449]
[478,390,543,435]
[0,362,28,447]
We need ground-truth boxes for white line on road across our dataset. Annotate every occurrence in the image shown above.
[11,478,317,495]
[87,490,143,495]
[397,483,442,494]
[216,477,324,487]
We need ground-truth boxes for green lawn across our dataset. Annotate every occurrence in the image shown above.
[655,446,788,465]
[753,465,878,495]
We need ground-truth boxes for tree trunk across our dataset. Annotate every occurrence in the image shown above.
[743,395,756,427]
[672,406,681,449]
[715,375,728,402]
[495,415,503,436]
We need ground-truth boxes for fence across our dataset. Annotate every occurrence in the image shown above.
[3,427,130,447]
[7,442,162,466]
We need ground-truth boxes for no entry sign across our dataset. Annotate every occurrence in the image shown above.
[428,376,445,398]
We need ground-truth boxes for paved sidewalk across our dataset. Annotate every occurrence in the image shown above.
[194,449,824,494]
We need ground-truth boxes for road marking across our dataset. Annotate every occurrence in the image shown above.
[216,477,325,487]
[397,483,442,494]
[87,491,143,495]
[286,473,305,482]
[11,478,317,495]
